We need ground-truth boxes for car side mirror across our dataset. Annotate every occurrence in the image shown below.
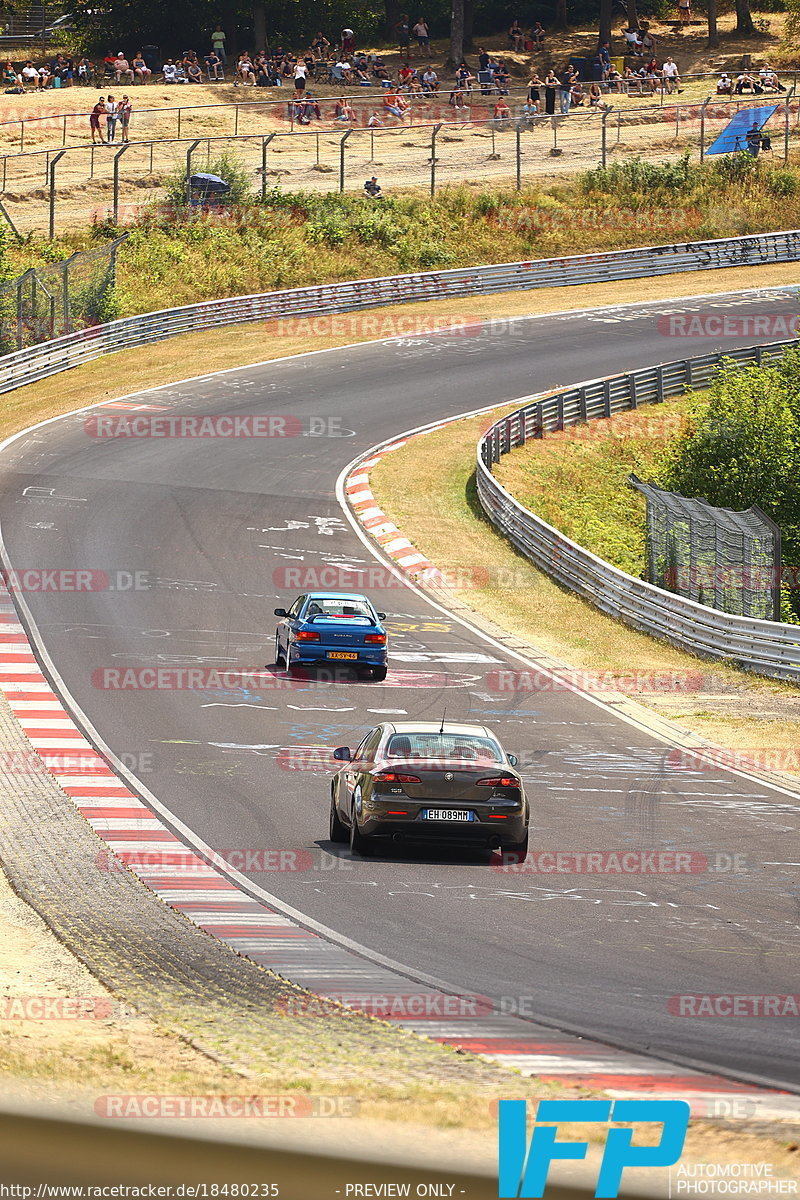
[377,612,387,620]
[507,754,518,766]
[333,746,352,761]
[274,608,287,617]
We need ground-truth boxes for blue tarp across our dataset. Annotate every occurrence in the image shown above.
[706,104,780,155]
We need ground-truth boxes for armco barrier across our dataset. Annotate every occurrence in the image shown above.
[0,228,798,393]
[476,340,800,683]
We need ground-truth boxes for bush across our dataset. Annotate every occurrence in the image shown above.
[163,151,254,210]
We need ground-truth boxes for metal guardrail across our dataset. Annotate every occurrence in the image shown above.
[0,228,798,397]
[476,340,800,683]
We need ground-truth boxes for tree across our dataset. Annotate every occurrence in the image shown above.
[448,0,464,69]
[599,0,612,47]
[736,0,754,35]
[553,0,568,31]
[707,0,719,48]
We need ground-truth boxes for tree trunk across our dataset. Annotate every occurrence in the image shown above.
[464,0,474,49]
[383,0,400,40]
[447,0,464,70]
[553,0,568,31]
[599,0,612,46]
[626,0,639,30]
[253,0,266,52]
[736,0,754,35]
[707,0,719,47]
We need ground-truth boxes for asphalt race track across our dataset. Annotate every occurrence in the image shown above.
[1,288,799,1089]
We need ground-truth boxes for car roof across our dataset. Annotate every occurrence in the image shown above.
[304,591,371,602]
[384,721,496,738]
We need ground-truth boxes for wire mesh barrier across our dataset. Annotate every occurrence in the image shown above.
[0,92,795,234]
[476,341,800,683]
[0,234,126,350]
[628,474,781,621]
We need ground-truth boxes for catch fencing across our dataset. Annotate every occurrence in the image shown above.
[0,234,126,350]
[0,91,797,235]
[476,342,800,682]
[629,474,781,622]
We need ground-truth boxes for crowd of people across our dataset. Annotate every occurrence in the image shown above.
[89,94,133,142]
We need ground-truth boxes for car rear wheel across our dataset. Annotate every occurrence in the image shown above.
[329,793,348,844]
[372,666,388,681]
[505,830,529,861]
[349,814,374,857]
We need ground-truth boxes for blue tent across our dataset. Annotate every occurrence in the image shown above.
[706,104,779,155]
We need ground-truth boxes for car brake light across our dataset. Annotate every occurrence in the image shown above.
[295,631,320,642]
[476,776,519,787]
[364,633,387,644]
[373,771,421,784]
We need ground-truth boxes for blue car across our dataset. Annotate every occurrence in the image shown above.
[274,592,388,680]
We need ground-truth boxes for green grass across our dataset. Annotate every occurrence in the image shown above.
[7,154,800,318]
[494,394,697,577]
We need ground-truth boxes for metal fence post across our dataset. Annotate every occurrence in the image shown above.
[430,123,441,198]
[700,97,709,162]
[261,132,276,199]
[112,144,130,223]
[19,121,23,152]
[62,260,70,335]
[234,105,239,136]
[339,128,352,193]
[48,149,66,239]
[186,138,201,204]
[785,92,792,163]
[515,125,521,190]
[601,109,609,168]
[62,115,67,147]
[177,108,182,139]
[15,272,23,348]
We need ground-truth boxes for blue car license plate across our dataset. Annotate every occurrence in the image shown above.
[422,809,474,822]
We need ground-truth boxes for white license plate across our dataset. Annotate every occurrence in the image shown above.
[422,809,474,822]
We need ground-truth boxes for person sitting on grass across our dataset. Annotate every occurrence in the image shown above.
[236,53,256,85]
[335,96,356,121]
[368,110,384,126]
[508,18,524,50]
[21,61,39,89]
[186,58,203,83]
[421,65,439,93]
[571,80,586,106]
[364,175,383,197]
[531,21,545,44]
[383,88,408,118]
[493,97,511,121]
[716,71,732,95]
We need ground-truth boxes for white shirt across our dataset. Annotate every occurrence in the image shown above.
[662,60,678,76]
[294,63,307,78]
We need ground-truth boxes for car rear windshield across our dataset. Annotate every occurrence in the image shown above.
[386,734,503,762]
[305,599,374,620]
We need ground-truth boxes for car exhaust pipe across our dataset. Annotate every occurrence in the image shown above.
[392,832,404,843]
[488,836,502,850]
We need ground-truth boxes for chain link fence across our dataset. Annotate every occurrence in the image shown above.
[628,475,781,620]
[0,234,126,350]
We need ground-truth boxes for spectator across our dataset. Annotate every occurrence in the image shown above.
[531,21,545,44]
[162,59,178,83]
[560,63,576,112]
[571,80,585,106]
[456,60,474,90]
[508,19,524,50]
[607,64,623,92]
[105,94,118,142]
[38,63,51,88]
[118,94,132,141]
[310,32,330,58]
[211,24,227,65]
[662,56,681,93]
[333,57,352,83]
[204,50,223,80]
[21,61,39,89]
[745,121,762,155]
[448,83,469,112]
[413,18,429,55]
[395,15,410,56]
[624,28,643,54]
[421,65,439,93]
[367,111,383,126]
[187,59,203,83]
[493,97,511,121]
[236,53,256,85]
[764,67,785,92]
[89,96,106,142]
[335,97,356,121]
[383,88,407,118]
[77,57,92,85]
[641,29,657,56]
[2,61,18,87]
[113,53,133,82]
[589,81,607,108]
[495,61,510,94]
[527,72,542,105]
[677,0,691,27]
[716,71,731,95]
[132,51,151,82]
[544,68,559,114]
[520,97,539,122]
[364,175,382,197]
[294,59,307,91]
[341,27,356,55]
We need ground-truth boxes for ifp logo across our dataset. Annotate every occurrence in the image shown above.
[498,1099,690,1198]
